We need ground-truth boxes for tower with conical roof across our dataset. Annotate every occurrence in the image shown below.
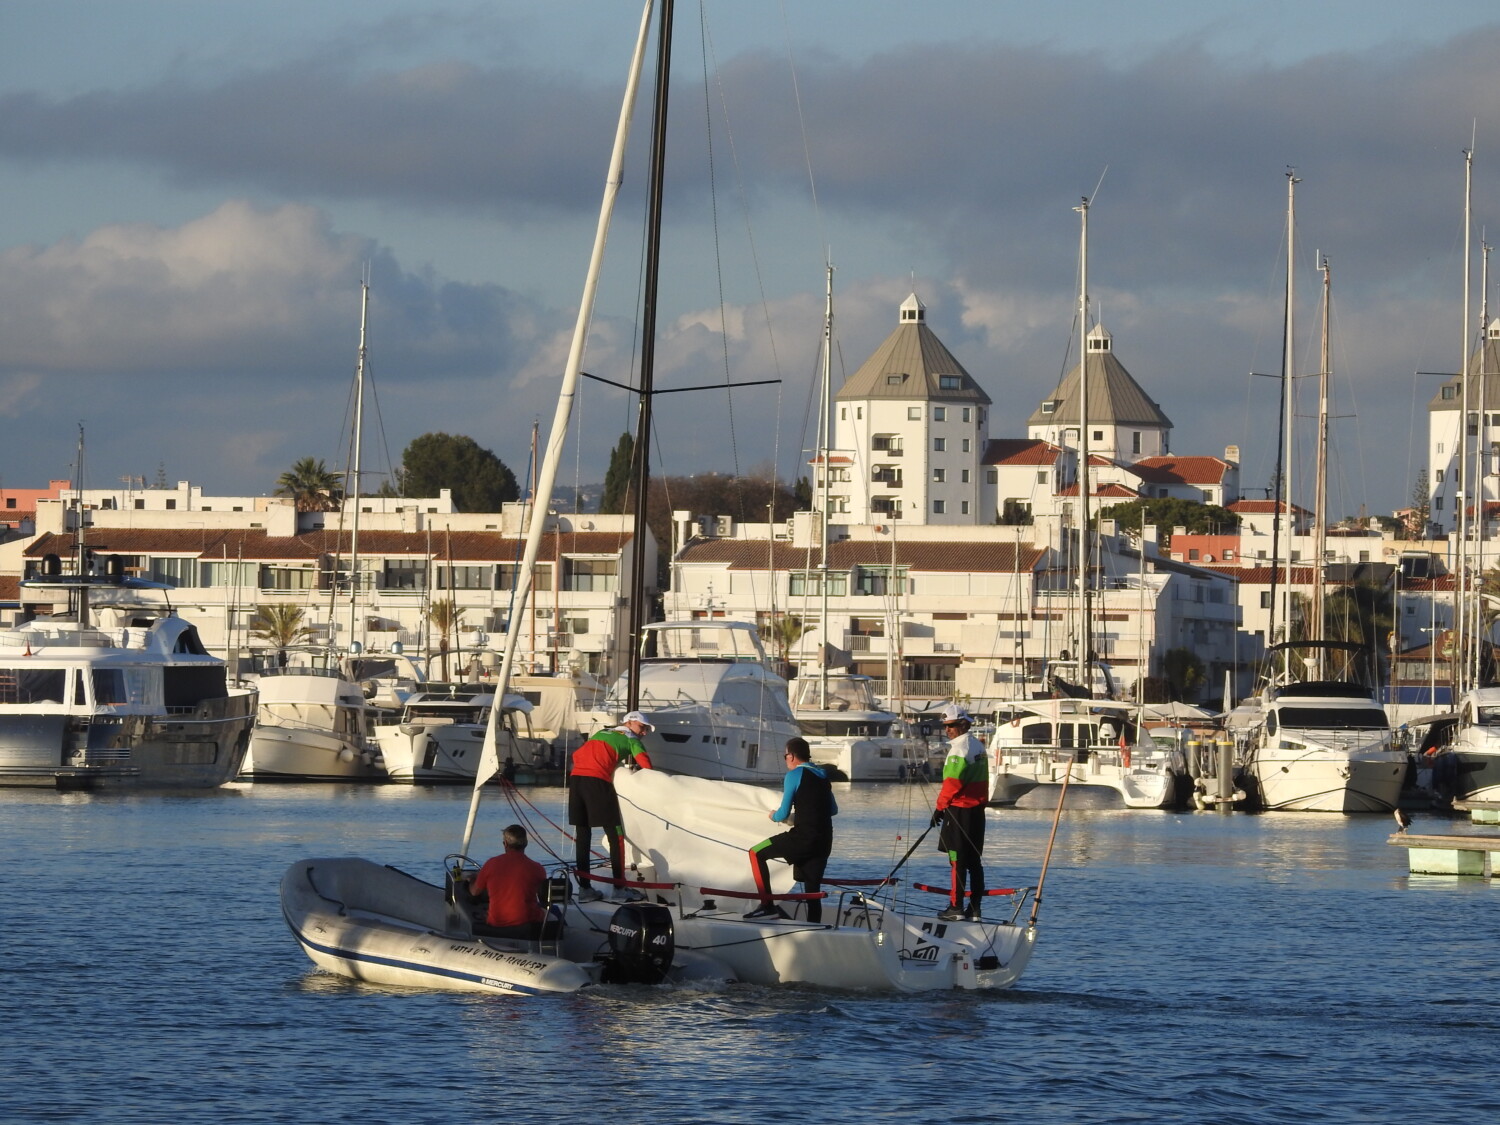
[825,293,992,525]
[1427,317,1500,534]
[1026,324,1172,464]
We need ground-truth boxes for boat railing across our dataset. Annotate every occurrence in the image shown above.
[0,627,116,650]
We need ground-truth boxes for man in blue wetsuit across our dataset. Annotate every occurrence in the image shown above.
[746,737,838,922]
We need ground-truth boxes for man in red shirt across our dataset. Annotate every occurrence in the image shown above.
[470,824,549,938]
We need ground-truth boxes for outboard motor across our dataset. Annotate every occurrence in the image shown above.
[602,903,675,984]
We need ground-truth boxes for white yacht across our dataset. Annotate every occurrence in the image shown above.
[583,621,800,783]
[1232,641,1406,813]
[0,578,256,789]
[241,666,384,782]
[988,697,1182,809]
[1433,686,1500,803]
[791,673,927,780]
[375,689,539,783]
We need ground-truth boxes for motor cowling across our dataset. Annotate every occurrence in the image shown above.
[603,903,674,985]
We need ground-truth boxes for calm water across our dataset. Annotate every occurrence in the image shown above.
[1,780,1494,1125]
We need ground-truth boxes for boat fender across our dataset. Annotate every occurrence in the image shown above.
[602,903,675,985]
[1121,747,1131,768]
[337,748,355,763]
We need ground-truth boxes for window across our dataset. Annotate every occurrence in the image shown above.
[4,498,14,509]
[562,558,618,592]
[201,560,255,587]
[1260,591,1272,608]
[1092,430,1104,442]
[498,563,552,592]
[1435,496,1445,511]
[933,438,946,452]
[261,565,316,591]
[939,375,962,390]
[840,407,847,420]
[961,438,971,453]
[962,408,971,423]
[134,499,145,510]
[1041,400,1057,415]
[165,499,176,510]
[933,500,946,514]
[986,468,997,484]
[436,565,491,590]
[961,500,970,515]
[382,559,427,590]
[1132,431,1141,454]
[1435,469,1445,483]
[1442,385,1457,400]
[1438,443,1445,454]
[853,567,908,595]
[961,469,970,483]
[1037,471,1048,484]
[789,571,848,596]
[887,374,903,385]
[934,407,947,422]
[149,557,197,587]
[933,468,946,483]
[857,407,863,419]
[908,406,921,420]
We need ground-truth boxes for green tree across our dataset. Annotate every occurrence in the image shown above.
[1404,469,1430,539]
[758,613,816,665]
[600,432,635,514]
[1097,497,1240,549]
[1161,647,1207,702]
[793,476,813,509]
[426,598,465,681]
[249,604,316,661]
[401,433,519,513]
[998,499,1034,526]
[275,457,342,512]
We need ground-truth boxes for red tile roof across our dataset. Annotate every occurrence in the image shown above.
[1131,455,1232,485]
[1229,499,1310,515]
[982,438,1061,466]
[678,537,1046,574]
[1057,482,1140,498]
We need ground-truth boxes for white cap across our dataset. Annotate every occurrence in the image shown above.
[622,710,655,732]
[940,703,971,724]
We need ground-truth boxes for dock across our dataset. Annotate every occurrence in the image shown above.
[1388,832,1500,876]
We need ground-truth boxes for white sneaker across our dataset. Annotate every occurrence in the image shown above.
[614,888,647,903]
[576,885,603,903]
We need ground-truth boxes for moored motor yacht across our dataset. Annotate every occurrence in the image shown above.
[582,621,801,783]
[0,570,256,789]
[988,697,1183,809]
[1232,640,1406,812]
[791,673,928,780]
[375,689,539,783]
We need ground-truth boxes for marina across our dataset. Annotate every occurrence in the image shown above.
[1,783,1490,1124]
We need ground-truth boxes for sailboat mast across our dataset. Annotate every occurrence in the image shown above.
[818,261,834,708]
[1075,195,1091,688]
[1282,171,1299,648]
[625,0,675,714]
[1311,255,1330,644]
[460,0,656,857]
[1457,147,1474,694]
[347,279,369,654]
[1474,241,1491,686]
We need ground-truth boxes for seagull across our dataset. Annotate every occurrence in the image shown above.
[1394,808,1413,833]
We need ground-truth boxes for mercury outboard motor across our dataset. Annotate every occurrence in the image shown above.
[603,903,675,984]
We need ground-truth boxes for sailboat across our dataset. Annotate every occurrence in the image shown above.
[986,197,1180,809]
[242,281,385,782]
[1235,179,1405,812]
[282,0,1040,994]
[789,265,927,781]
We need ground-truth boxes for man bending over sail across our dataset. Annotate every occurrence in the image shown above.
[569,710,653,902]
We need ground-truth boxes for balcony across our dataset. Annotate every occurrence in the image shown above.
[871,472,903,488]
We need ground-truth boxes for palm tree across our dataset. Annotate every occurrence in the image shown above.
[249,604,316,665]
[426,598,465,681]
[758,613,815,666]
[275,457,343,512]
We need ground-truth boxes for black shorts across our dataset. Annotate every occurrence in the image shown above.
[568,775,621,829]
[758,829,832,885]
[938,804,985,856]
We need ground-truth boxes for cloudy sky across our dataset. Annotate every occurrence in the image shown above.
[2,1,1499,517]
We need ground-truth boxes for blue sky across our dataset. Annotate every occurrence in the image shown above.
[1,1,1499,515]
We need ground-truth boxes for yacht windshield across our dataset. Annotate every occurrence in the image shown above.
[1476,706,1500,727]
[1276,706,1388,730]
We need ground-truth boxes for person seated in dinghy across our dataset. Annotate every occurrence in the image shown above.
[470,824,558,940]
[745,737,838,922]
